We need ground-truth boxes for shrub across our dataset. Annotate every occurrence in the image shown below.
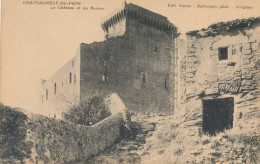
[0,104,32,161]
[63,97,111,126]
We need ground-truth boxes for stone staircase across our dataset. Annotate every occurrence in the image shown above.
[86,114,157,164]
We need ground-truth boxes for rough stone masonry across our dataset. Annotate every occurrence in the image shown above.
[174,17,260,136]
[39,2,260,137]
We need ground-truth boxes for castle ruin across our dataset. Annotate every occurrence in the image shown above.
[41,3,260,136]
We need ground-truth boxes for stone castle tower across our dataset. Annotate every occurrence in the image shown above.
[41,3,178,117]
[101,2,176,38]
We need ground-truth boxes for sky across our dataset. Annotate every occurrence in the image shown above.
[1,0,260,113]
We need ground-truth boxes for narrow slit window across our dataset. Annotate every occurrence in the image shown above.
[218,47,228,61]
[165,78,168,90]
[69,72,72,84]
[74,74,76,83]
[102,73,108,82]
[54,83,56,94]
[142,73,146,83]
[46,89,48,100]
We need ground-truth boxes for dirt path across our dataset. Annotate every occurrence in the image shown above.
[86,113,170,164]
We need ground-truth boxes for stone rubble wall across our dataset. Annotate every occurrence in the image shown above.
[174,26,260,135]
[0,104,125,163]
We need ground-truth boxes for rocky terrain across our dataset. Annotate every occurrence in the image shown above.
[86,112,173,164]
[1,91,259,164]
[87,105,259,164]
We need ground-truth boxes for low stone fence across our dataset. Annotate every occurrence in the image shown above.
[0,103,125,163]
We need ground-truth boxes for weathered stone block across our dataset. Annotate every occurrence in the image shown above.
[186,85,197,95]
[255,53,260,60]
[242,43,251,51]
[243,62,256,69]
[186,56,198,63]
[208,75,218,82]
[242,49,252,55]
[251,42,259,51]
[243,58,251,64]
[234,71,242,77]
[186,66,197,72]
[242,54,253,60]
[204,86,218,94]
[186,93,196,100]
[188,47,196,53]
[242,74,252,79]
[186,72,195,78]
[210,51,218,57]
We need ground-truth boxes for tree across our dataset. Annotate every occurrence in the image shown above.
[63,97,111,126]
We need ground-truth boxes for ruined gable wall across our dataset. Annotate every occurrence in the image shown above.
[40,51,80,118]
[174,25,260,135]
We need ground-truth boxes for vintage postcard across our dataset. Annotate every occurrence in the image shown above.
[1,0,260,163]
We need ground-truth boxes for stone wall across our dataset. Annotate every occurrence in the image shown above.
[126,17,175,114]
[0,104,124,163]
[40,3,177,115]
[80,16,176,114]
[174,25,260,135]
[40,51,81,118]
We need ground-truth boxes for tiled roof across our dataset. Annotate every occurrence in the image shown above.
[186,17,260,37]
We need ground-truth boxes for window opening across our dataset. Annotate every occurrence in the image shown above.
[103,72,108,82]
[142,73,146,83]
[54,83,56,94]
[69,72,72,84]
[165,78,168,90]
[202,97,234,136]
[46,89,48,100]
[218,47,228,61]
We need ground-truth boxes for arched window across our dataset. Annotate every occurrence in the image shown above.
[46,89,48,100]
[69,72,72,84]
[54,83,56,94]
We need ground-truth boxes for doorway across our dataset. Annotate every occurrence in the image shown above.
[202,97,234,135]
